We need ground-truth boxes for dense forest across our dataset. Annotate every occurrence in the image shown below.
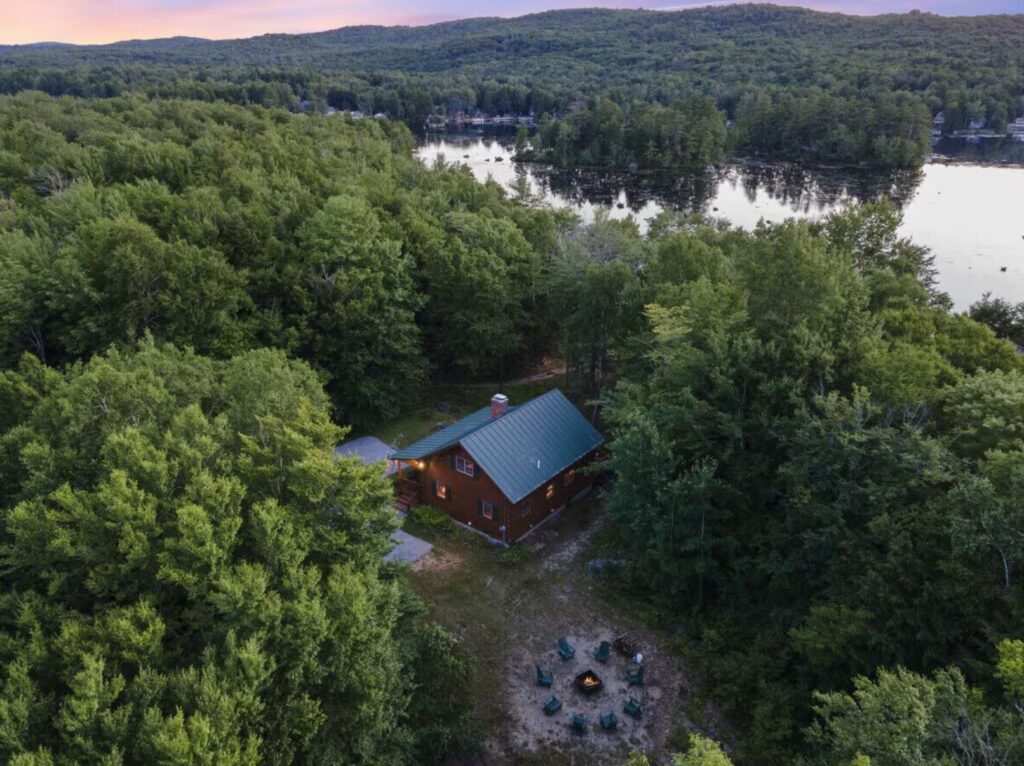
[556,203,1024,764]
[0,343,479,765]
[0,93,558,427]
[524,91,931,169]
[1,89,1022,764]
[2,5,1022,167]
[525,96,730,170]
[0,95,539,764]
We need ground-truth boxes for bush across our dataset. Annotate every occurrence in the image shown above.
[410,504,453,532]
[502,544,529,566]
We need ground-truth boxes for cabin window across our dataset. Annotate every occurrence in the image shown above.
[434,482,450,501]
[455,455,475,477]
[546,483,555,500]
[518,499,531,517]
[479,500,496,520]
[564,469,576,486]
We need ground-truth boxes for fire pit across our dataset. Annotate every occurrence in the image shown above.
[574,669,604,695]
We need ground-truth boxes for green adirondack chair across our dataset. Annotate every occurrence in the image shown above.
[624,696,643,718]
[557,637,575,660]
[536,665,553,687]
[543,695,563,715]
[600,711,619,730]
[627,665,645,686]
[594,641,611,663]
[571,713,588,732]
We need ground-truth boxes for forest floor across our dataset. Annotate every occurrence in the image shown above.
[404,496,708,765]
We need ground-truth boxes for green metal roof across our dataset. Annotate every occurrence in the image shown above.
[390,389,604,504]
[389,403,518,460]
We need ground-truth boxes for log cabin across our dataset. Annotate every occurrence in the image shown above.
[390,389,604,544]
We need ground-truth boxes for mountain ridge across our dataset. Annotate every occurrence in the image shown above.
[1,4,1019,53]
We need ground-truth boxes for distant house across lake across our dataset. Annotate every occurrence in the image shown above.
[390,390,604,544]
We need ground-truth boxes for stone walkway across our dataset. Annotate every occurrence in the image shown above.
[384,529,433,564]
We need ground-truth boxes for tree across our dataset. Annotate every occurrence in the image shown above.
[0,232,52,365]
[535,96,725,170]
[594,205,1024,762]
[808,666,967,766]
[969,293,1024,346]
[293,195,425,423]
[674,734,735,766]
[0,93,552,417]
[398,86,434,128]
[940,370,1024,462]
[0,341,467,765]
[620,736,734,766]
[809,664,1024,766]
[996,639,1024,706]
[410,207,541,378]
[821,200,936,296]
[605,410,727,606]
[547,216,644,395]
[951,451,1024,588]
[49,217,247,360]
[514,123,530,156]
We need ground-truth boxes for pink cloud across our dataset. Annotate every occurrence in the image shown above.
[2,0,437,43]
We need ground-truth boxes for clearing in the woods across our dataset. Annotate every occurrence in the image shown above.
[403,498,712,765]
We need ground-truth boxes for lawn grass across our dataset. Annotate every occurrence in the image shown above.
[402,519,517,737]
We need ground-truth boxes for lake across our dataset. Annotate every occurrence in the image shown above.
[416,133,1024,310]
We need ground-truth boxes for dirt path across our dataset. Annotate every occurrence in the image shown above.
[407,501,697,765]
[504,365,567,386]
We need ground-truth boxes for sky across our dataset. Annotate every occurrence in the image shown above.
[2,0,1020,45]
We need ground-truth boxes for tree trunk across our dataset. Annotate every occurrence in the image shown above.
[29,323,46,364]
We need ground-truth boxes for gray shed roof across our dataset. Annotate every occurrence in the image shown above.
[335,436,394,464]
[335,436,397,475]
[390,389,603,504]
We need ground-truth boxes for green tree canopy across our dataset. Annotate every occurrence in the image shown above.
[0,341,468,765]
[0,93,559,423]
[589,203,1024,762]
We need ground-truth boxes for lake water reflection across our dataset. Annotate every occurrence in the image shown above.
[416,132,1024,310]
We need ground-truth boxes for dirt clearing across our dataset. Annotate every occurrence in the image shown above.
[406,500,696,765]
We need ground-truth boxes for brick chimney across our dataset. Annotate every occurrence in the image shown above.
[490,393,509,420]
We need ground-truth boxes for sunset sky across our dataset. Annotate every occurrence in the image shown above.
[2,0,1020,45]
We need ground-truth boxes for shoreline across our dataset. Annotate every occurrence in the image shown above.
[424,129,1024,172]
[928,154,1024,170]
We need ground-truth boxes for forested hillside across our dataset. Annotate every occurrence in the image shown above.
[2,5,1022,167]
